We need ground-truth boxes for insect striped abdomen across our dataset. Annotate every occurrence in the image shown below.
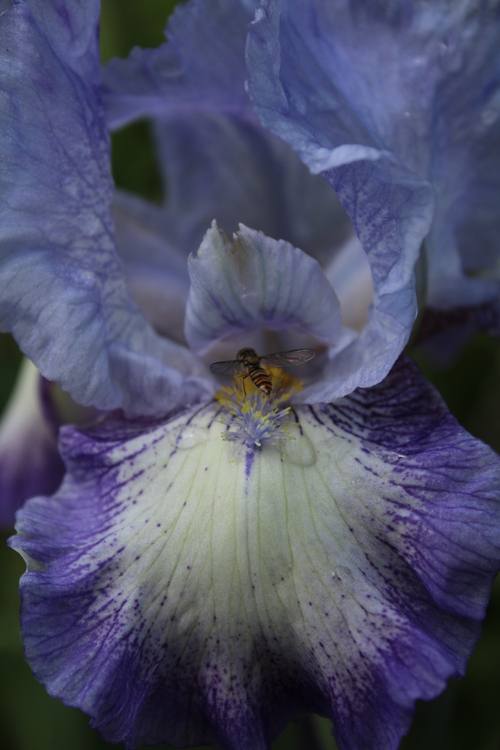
[249,365,273,395]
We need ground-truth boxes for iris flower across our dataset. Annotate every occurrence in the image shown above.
[1,1,500,749]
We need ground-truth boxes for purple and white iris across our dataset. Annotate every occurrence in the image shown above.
[1,1,500,749]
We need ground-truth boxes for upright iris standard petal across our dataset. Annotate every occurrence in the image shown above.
[11,358,500,750]
[0,1,211,417]
[424,5,500,308]
[247,0,500,315]
[299,158,432,402]
[185,222,341,353]
[103,0,257,129]
[247,0,436,396]
[103,0,352,269]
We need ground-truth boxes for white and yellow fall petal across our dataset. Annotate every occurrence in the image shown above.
[11,359,500,750]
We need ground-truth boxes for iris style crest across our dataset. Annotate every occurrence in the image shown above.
[0,1,500,750]
[185,222,342,353]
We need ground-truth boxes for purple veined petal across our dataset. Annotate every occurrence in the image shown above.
[0,1,212,417]
[247,0,500,316]
[10,357,500,750]
[13,0,102,86]
[102,0,258,130]
[185,222,342,354]
[0,359,64,527]
[247,2,435,394]
[297,161,432,401]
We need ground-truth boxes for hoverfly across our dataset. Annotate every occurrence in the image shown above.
[210,347,316,396]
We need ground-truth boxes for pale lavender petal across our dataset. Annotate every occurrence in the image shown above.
[247,3,434,393]
[185,222,341,353]
[104,0,353,269]
[0,359,63,527]
[10,358,500,750]
[0,1,212,416]
[295,157,435,401]
[422,3,500,308]
[102,0,257,129]
[247,0,500,316]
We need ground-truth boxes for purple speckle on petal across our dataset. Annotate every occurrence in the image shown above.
[245,449,255,478]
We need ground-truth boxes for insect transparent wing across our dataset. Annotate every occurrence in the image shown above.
[261,349,316,367]
[210,360,247,377]
[210,359,240,376]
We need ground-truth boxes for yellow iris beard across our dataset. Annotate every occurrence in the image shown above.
[215,369,303,449]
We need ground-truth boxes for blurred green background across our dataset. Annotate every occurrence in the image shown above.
[1,1,499,748]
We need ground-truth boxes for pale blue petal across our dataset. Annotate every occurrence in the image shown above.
[185,222,341,353]
[0,2,212,416]
[247,2,434,389]
[299,157,433,400]
[247,0,500,315]
[419,1,500,307]
[14,0,101,86]
[11,358,500,750]
[102,0,257,129]
[104,0,351,268]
